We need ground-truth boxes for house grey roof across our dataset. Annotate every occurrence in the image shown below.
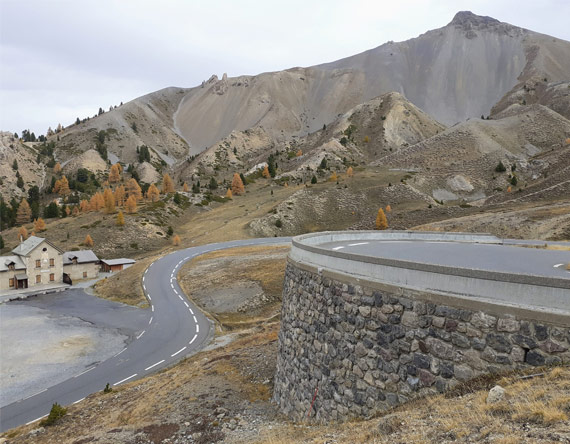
[15,273,28,280]
[101,258,136,266]
[0,255,26,272]
[63,250,99,265]
[11,236,63,257]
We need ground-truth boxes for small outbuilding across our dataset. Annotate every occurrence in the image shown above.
[63,250,100,282]
[100,258,136,273]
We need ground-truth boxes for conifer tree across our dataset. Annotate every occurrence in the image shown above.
[108,163,121,184]
[18,226,28,240]
[53,162,62,175]
[329,172,338,182]
[262,165,270,178]
[183,182,189,193]
[34,217,47,232]
[146,183,160,202]
[16,198,32,225]
[89,192,105,211]
[79,199,90,212]
[72,206,79,216]
[231,173,245,195]
[114,185,126,207]
[225,188,232,199]
[84,234,94,247]
[385,204,391,213]
[346,167,353,177]
[172,234,181,246]
[125,195,137,213]
[296,149,303,157]
[162,173,175,193]
[103,188,115,214]
[375,208,388,230]
[126,178,142,200]
[116,211,125,226]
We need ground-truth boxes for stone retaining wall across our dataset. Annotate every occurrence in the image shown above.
[273,261,570,422]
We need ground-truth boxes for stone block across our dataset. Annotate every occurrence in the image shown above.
[401,311,419,328]
[497,318,520,333]
[471,312,497,329]
[486,333,513,353]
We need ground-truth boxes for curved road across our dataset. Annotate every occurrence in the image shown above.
[0,237,290,432]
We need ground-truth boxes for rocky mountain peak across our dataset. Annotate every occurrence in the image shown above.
[449,11,500,29]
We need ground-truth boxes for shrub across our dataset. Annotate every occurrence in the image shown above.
[510,175,518,186]
[275,219,283,228]
[495,161,506,172]
[103,383,113,393]
[311,175,317,184]
[40,403,67,427]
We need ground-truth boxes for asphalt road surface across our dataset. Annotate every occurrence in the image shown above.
[0,237,290,432]
[319,240,570,279]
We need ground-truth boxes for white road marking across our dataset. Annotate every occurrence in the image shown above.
[178,295,183,301]
[143,284,146,291]
[22,388,47,401]
[196,324,200,333]
[348,242,369,247]
[75,366,96,377]
[189,334,198,345]
[173,289,179,295]
[171,346,186,357]
[170,283,174,289]
[26,415,47,425]
[149,317,153,325]
[554,263,564,268]
[145,360,165,371]
[73,397,85,405]
[184,301,189,308]
[332,246,344,250]
[142,276,145,282]
[193,315,197,323]
[114,348,127,357]
[113,374,137,386]
[137,330,145,339]
[189,308,194,315]
[151,305,154,312]
[147,295,152,301]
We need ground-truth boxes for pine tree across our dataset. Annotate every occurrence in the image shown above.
[103,188,115,214]
[89,192,105,211]
[108,163,121,184]
[72,206,79,216]
[262,165,270,178]
[375,208,388,230]
[84,234,94,247]
[385,204,391,213]
[225,188,232,199]
[16,198,32,225]
[146,183,160,202]
[116,211,125,226]
[125,195,137,213]
[162,173,175,194]
[53,162,62,175]
[172,234,181,246]
[296,149,303,157]
[311,175,317,184]
[231,173,245,195]
[34,217,47,232]
[329,172,338,182]
[57,176,71,198]
[18,226,28,240]
[346,167,353,177]
[183,182,189,193]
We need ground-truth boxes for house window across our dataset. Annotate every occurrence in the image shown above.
[8,264,14,271]
[83,271,87,278]
[36,259,41,268]
[36,275,41,283]
[9,278,14,287]
[50,273,55,282]
[50,258,55,267]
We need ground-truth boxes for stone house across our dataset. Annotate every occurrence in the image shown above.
[0,236,64,291]
[63,250,100,282]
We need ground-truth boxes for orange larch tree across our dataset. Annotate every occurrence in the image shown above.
[84,234,94,247]
[262,165,270,178]
[172,234,181,246]
[114,185,126,207]
[116,211,125,226]
[146,183,160,202]
[79,199,90,213]
[34,217,47,232]
[125,195,137,213]
[183,182,189,193]
[18,226,28,240]
[108,163,121,184]
[161,173,175,194]
[103,188,115,214]
[126,178,142,200]
[16,198,32,225]
[385,204,391,213]
[72,206,80,217]
[375,208,388,230]
[53,162,62,175]
[225,188,232,199]
[89,192,105,211]
[57,176,71,198]
[231,173,245,195]
[346,166,353,177]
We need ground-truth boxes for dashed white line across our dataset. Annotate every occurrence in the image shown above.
[170,283,174,289]
[189,334,198,345]
[26,414,47,425]
[137,330,145,339]
[332,246,345,250]
[151,305,154,312]
[22,388,47,401]
[142,276,145,282]
[74,366,96,377]
[189,308,194,315]
[193,315,197,323]
[348,242,369,247]
[73,397,85,405]
[196,324,200,333]
[173,289,179,295]
[113,374,137,386]
[171,346,186,357]
[114,348,127,357]
[184,301,189,308]
[145,360,165,371]
[149,316,153,325]
[554,263,564,268]
[178,295,183,301]
[147,295,152,301]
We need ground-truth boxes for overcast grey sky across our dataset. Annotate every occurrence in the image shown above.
[1,0,569,135]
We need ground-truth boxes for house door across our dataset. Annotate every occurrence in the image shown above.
[17,279,28,289]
